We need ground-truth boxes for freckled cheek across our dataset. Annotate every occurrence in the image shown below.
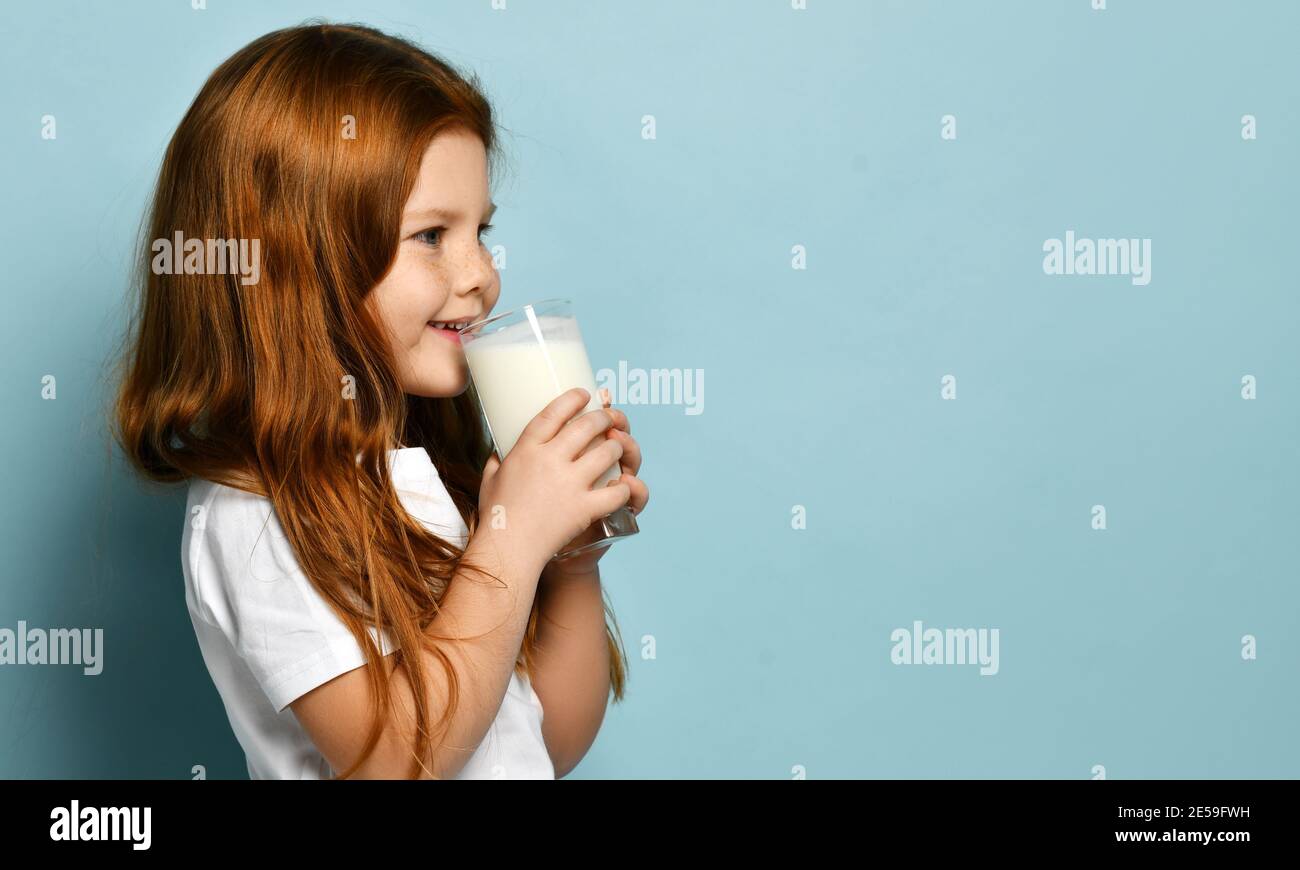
[484,271,503,307]
[389,300,427,348]
[394,278,449,345]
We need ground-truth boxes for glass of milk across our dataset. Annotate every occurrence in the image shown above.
[458,298,639,562]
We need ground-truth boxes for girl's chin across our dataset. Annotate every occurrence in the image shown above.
[403,380,468,399]
[400,348,470,398]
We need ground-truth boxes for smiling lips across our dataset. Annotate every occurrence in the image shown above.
[427,319,473,344]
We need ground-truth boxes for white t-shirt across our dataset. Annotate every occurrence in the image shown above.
[180,446,555,780]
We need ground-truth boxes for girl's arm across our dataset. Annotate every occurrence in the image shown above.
[290,523,549,779]
[529,564,612,777]
[290,388,630,779]
[529,395,649,777]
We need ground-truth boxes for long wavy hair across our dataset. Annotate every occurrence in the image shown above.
[113,22,627,779]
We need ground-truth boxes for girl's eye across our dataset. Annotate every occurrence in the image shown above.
[413,224,496,248]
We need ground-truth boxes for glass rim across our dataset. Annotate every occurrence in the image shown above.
[458,297,573,336]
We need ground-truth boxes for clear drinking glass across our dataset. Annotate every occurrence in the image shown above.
[458,298,639,562]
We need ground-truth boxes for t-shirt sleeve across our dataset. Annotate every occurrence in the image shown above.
[188,486,395,714]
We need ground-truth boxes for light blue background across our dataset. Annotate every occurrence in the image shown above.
[1,0,1296,778]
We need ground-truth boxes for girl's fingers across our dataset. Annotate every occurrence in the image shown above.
[602,408,632,473]
[617,472,649,516]
[576,436,624,486]
[590,477,632,518]
[520,387,592,447]
[555,407,618,459]
[600,387,611,408]
[607,427,641,475]
[600,396,632,435]
[608,407,630,434]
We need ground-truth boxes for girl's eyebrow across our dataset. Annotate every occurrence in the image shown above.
[405,202,497,223]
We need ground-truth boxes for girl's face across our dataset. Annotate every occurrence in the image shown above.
[369,128,501,398]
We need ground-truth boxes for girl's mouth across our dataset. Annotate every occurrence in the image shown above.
[427,320,471,344]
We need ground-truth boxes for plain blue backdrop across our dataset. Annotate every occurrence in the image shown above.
[1,0,1296,778]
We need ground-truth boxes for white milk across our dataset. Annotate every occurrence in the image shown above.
[463,315,620,488]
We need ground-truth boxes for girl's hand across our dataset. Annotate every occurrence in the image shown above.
[544,388,650,578]
[475,388,632,577]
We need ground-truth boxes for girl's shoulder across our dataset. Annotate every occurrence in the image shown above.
[179,475,397,715]
[182,476,304,596]
[185,476,282,544]
[182,447,466,578]
[183,445,434,543]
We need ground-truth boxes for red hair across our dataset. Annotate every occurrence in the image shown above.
[114,23,627,778]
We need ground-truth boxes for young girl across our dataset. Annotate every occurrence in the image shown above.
[113,23,649,780]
